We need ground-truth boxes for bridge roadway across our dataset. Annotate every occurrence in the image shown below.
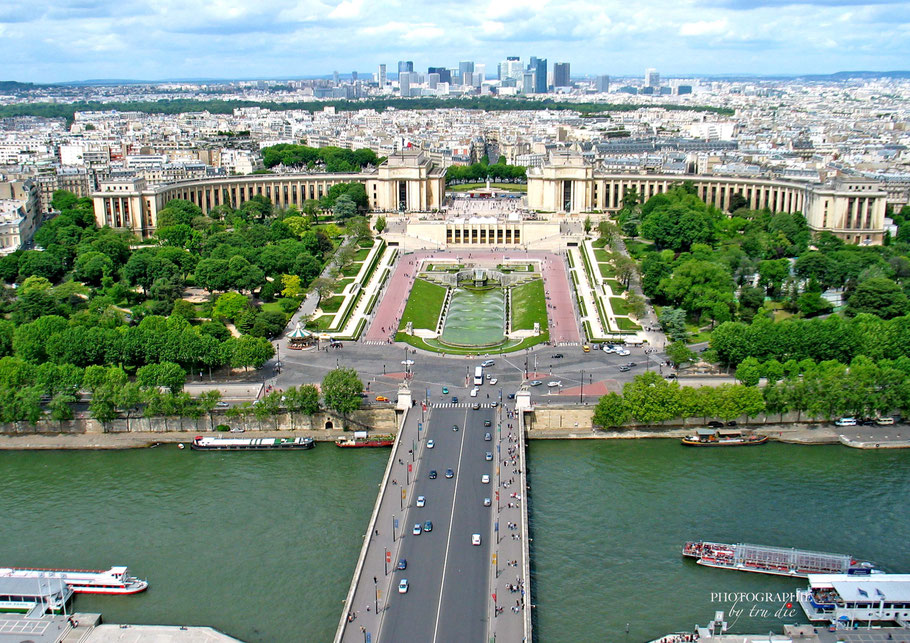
[337,402,520,642]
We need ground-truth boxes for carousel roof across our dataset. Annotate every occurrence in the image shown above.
[288,322,313,339]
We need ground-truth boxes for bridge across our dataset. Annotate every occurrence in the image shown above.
[334,386,532,642]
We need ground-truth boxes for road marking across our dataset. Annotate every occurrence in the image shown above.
[431,407,470,643]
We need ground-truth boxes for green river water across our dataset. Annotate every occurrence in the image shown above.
[1,441,908,642]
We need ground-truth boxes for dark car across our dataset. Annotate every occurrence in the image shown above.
[626,362,637,368]
[726,421,738,427]
[484,420,492,427]
[507,393,515,400]
[445,468,454,479]
[423,521,433,532]
[860,419,876,426]
[452,396,458,404]
[665,373,677,379]
[428,470,437,479]
[452,424,459,432]
[707,421,724,429]
[553,353,564,359]
[397,558,407,570]
[618,365,631,372]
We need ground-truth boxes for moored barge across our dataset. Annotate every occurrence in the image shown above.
[683,541,877,578]
[681,428,768,446]
[0,565,147,595]
[191,435,315,450]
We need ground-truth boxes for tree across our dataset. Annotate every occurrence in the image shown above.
[137,361,186,394]
[322,367,363,420]
[212,292,249,322]
[194,258,232,292]
[658,307,688,343]
[735,356,762,386]
[592,393,629,428]
[624,291,647,319]
[281,274,305,299]
[846,277,908,319]
[375,215,386,233]
[333,194,357,220]
[583,216,592,234]
[225,335,274,370]
[660,260,734,319]
[666,341,697,368]
[757,259,790,298]
[622,372,681,424]
[797,291,833,317]
[74,251,113,286]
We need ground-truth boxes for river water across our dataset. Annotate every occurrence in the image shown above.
[1,441,908,643]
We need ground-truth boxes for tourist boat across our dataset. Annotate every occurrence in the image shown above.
[798,573,910,625]
[681,428,768,446]
[682,541,877,578]
[0,566,148,595]
[0,577,73,613]
[191,435,315,450]
[335,431,394,448]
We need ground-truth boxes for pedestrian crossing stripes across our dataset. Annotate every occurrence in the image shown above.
[431,403,498,409]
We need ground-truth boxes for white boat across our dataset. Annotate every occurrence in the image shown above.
[191,435,315,450]
[799,573,910,626]
[0,566,148,595]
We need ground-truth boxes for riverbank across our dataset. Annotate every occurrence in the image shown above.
[528,422,842,444]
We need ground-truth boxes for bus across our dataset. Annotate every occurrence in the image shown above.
[473,366,484,386]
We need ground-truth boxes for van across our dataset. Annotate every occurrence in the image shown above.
[583,345,590,353]
[875,416,895,425]
[834,417,857,427]
[470,387,478,397]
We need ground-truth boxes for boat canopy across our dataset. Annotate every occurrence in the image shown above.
[695,428,717,436]
[807,574,910,603]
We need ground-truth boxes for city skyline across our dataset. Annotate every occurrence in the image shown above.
[2,0,909,83]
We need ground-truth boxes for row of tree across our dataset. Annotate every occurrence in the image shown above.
[262,144,382,173]
[444,158,526,185]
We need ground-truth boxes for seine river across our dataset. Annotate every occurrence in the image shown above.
[1,441,908,642]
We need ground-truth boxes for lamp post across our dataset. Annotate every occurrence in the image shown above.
[580,368,584,404]
[373,576,378,613]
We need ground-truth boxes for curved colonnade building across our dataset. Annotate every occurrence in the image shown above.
[93,150,888,246]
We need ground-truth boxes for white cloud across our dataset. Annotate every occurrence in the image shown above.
[679,18,729,36]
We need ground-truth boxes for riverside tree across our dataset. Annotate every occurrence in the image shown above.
[321,368,363,422]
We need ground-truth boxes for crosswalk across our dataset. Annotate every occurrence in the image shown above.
[432,402,499,409]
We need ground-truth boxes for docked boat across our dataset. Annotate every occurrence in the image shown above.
[0,566,147,595]
[798,573,910,626]
[191,435,315,450]
[681,428,768,446]
[683,541,877,578]
[0,577,73,613]
[335,431,394,448]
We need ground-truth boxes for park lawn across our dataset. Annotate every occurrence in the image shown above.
[448,182,528,193]
[319,296,346,313]
[623,239,655,260]
[306,314,336,331]
[609,297,630,316]
[260,301,284,315]
[598,263,616,278]
[353,247,372,261]
[592,237,609,248]
[396,330,549,355]
[399,279,447,330]
[334,277,356,289]
[340,262,364,277]
[593,248,611,263]
[510,279,547,331]
[605,278,626,294]
[685,323,713,344]
[614,316,641,331]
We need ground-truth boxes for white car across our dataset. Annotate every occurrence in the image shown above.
[481,360,495,367]
[616,349,631,356]
[875,417,895,425]
[470,387,478,397]
[471,533,482,546]
[230,427,245,433]
[412,524,422,535]
[398,579,409,594]
[547,381,561,388]
[426,440,435,449]
[835,417,857,426]
[602,345,615,353]
[216,401,230,407]
[416,495,426,507]
[481,474,490,484]
[489,378,498,385]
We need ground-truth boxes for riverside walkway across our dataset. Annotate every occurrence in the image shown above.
[335,392,532,642]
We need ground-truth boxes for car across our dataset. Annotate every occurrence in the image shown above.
[442,387,449,394]
[429,470,437,479]
[602,346,616,353]
[860,419,876,426]
[582,345,590,353]
[416,495,426,507]
[397,558,407,570]
[472,403,481,410]
[665,373,677,379]
[445,468,455,479]
[707,421,724,429]
[547,381,561,388]
[875,416,895,425]
[470,387,478,397]
[507,393,516,400]
[616,349,631,356]
[427,439,435,448]
[481,474,490,484]
[412,524,422,535]
[216,401,230,408]
[484,419,492,427]
[375,395,390,402]
[452,396,458,403]
[618,366,631,373]
[726,421,738,427]
[423,521,433,532]
[472,534,482,546]
[553,353,564,359]
[529,380,543,387]
[484,432,492,441]
[481,360,495,367]
[230,427,245,433]
[489,378,498,385]
[452,424,459,432]
[483,497,492,507]
[485,451,493,461]
[626,362,637,368]
[835,417,857,426]
[486,373,492,380]
[491,401,499,407]
[398,579,409,594]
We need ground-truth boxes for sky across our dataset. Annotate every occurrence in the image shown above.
[2,0,910,83]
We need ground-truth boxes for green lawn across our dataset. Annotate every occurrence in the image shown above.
[609,297,630,315]
[623,239,656,260]
[614,316,641,331]
[448,182,528,193]
[593,248,611,263]
[319,296,346,313]
[340,262,364,277]
[598,263,616,278]
[399,279,448,330]
[605,278,626,294]
[592,237,609,248]
[510,279,547,331]
[260,302,284,315]
[352,247,372,261]
[396,330,549,354]
[685,323,713,344]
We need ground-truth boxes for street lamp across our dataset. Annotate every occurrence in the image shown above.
[580,368,584,403]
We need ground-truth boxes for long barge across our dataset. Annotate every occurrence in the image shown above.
[0,565,147,595]
[683,541,876,578]
[681,429,768,446]
[335,431,394,447]
[191,435,315,450]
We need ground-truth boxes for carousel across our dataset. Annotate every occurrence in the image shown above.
[287,322,316,350]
